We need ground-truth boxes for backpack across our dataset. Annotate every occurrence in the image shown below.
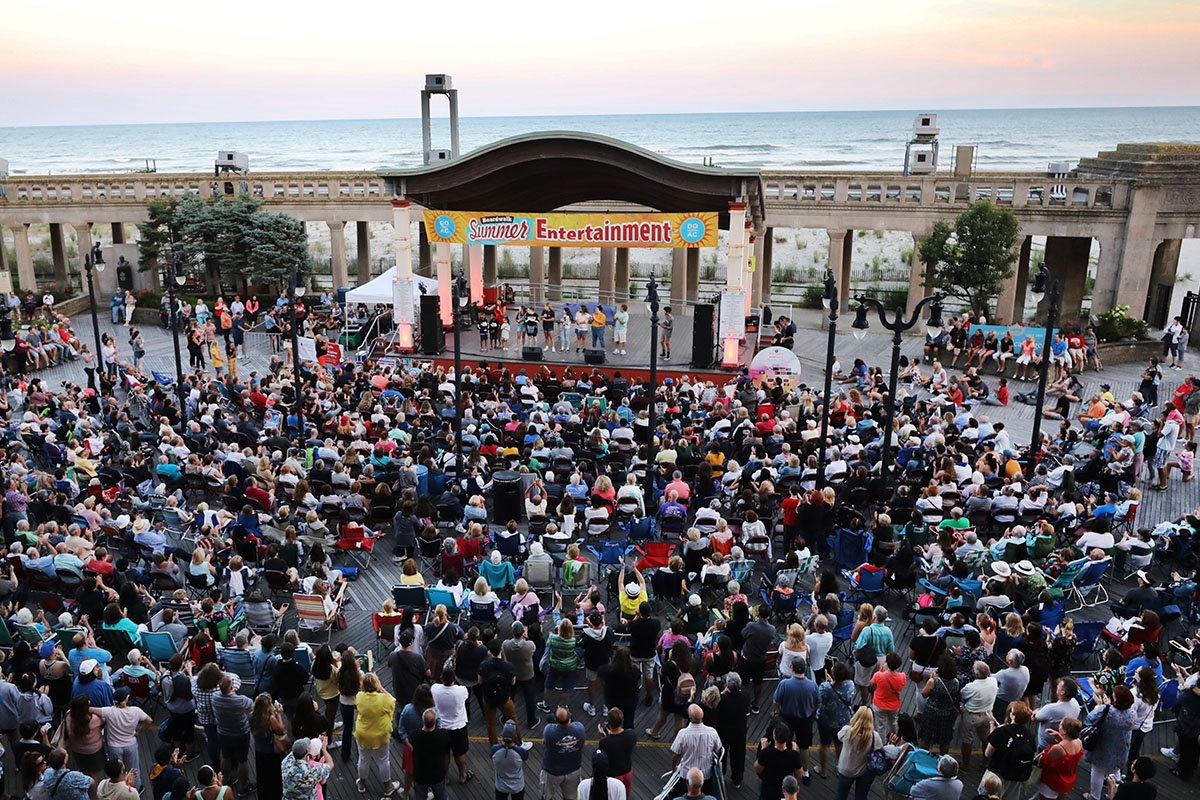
[856,641,878,668]
[998,728,1037,781]
[675,670,697,707]
[482,664,511,706]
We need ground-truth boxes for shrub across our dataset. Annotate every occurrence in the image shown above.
[800,285,825,309]
[859,285,909,310]
[1093,305,1149,343]
[773,266,797,284]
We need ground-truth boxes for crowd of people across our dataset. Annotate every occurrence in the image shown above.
[0,291,1196,800]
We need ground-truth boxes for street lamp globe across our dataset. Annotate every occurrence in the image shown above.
[851,304,870,340]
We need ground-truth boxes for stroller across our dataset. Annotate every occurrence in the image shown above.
[884,746,940,797]
[653,755,728,800]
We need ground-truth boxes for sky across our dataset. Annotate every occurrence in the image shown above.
[3,0,1199,126]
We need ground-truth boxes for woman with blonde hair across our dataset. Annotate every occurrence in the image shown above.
[777,623,809,678]
[354,672,398,795]
[466,575,502,620]
[995,612,1026,655]
[188,547,217,588]
[835,706,883,800]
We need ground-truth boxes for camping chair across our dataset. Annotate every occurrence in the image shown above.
[961,548,991,571]
[832,528,872,568]
[0,619,14,652]
[1066,557,1111,613]
[1028,534,1056,562]
[118,670,161,713]
[372,612,405,659]
[843,566,887,605]
[219,647,257,689]
[1047,557,1089,595]
[830,607,858,657]
[588,541,636,598]
[633,542,676,572]
[885,747,941,796]
[1155,679,1181,726]
[392,585,428,614]
[334,524,382,569]
[562,559,591,590]
[100,627,137,665]
[523,559,555,595]
[1111,502,1139,539]
[759,587,799,622]
[1071,620,1107,668]
[293,584,346,642]
[141,631,186,664]
[479,559,517,592]
[263,570,295,601]
[13,622,50,647]
[1038,600,1066,633]
[425,587,463,622]
[162,507,197,546]
[627,516,654,544]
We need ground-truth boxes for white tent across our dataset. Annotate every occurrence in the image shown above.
[344,270,438,306]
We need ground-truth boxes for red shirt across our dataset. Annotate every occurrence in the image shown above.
[871,670,907,711]
[996,385,1009,405]
[782,497,801,526]
[87,558,115,577]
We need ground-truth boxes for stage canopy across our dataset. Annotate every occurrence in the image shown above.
[344,270,438,306]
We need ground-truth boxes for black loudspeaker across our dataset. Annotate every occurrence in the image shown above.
[691,304,715,368]
[584,348,606,365]
[420,295,443,355]
[522,346,543,362]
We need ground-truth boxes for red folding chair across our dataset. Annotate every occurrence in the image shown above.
[334,523,381,569]
[634,541,676,571]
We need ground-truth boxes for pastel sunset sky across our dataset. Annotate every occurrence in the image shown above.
[3,0,1198,125]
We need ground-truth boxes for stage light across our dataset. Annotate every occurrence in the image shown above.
[722,336,739,369]
[397,323,414,351]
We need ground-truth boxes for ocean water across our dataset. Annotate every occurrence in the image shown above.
[2,107,1199,176]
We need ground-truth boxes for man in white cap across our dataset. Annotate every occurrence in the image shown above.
[281,737,332,800]
[617,558,648,621]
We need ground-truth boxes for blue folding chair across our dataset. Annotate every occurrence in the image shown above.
[588,541,636,597]
[844,566,887,604]
[426,587,463,622]
[142,631,184,664]
[627,517,654,543]
[832,529,872,568]
[1067,558,1111,612]
[1039,600,1066,632]
[759,587,799,621]
[1155,679,1180,726]
[1071,620,1107,668]
[392,585,428,614]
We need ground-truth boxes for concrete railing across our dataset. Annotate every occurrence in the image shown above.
[0,171,387,206]
[760,171,1131,212]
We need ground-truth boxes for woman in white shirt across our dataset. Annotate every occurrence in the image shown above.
[465,576,501,618]
[615,474,645,516]
[777,623,809,678]
[577,752,627,800]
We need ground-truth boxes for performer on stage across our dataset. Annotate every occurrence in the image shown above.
[591,305,607,349]
[614,304,629,355]
[575,306,590,352]
[542,303,557,352]
[660,307,673,360]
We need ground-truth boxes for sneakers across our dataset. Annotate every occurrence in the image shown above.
[584,702,596,716]
[383,782,400,797]
[357,779,368,794]
[520,741,534,751]
[1162,747,1179,761]
[536,701,551,712]
[751,705,761,715]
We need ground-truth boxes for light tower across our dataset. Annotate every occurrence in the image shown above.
[421,74,460,165]
[903,113,940,176]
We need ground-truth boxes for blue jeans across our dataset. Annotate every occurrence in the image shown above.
[1176,581,1197,617]
[834,773,875,800]
[414,781,446,800]
[591,327,604,348]
[341,703,356,761]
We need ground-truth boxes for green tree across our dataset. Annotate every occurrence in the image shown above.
[136,191,308,295]
[918,199,1019,316]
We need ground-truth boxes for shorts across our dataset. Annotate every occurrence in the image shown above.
[632,657,655,682]
[740,659,766,686]
[446,725,470,757]
[784,715,814,749]
[1016,354,1032,365]
[220,733,251,763]
[543,323,554,332]
[541,769,580,800]
[1154,448,1172,470]
[955,710,992,746]
[545,667,574,691]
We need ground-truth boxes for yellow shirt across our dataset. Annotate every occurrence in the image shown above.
[619,588,648,617]
[354,690,396,749]
[592,311,606,328]
[400,573,425,585]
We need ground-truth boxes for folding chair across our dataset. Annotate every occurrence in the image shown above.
[425,587,463,622]
[844,566,887,605]
[118,670,161,713]
[293,585,346,642]
[1066,558,1111,613]
[142,631,186,664]
[523,559,555,595]
[372,612,404,659]
[1154,679,1180,726]
[13,623,50,647]
[588,541,636,596]
[392,585,428,614]
[634,542,676,572]
[334,524,382,569]
[832,528,872,568]
[219,647,257,690]
[1071,620,1107,668]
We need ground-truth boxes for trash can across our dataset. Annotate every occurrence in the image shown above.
[427,470,446,496]
[492,470,523,524]
[415,464,429,496]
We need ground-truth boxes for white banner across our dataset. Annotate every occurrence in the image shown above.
[393,277,414,325]
[719,289,746,341]
[297,336,317,363]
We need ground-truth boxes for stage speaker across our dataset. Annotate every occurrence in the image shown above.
[584,348,606,365]
[691,305,715,369]
[420,295,443,355]
[522,346,543,362]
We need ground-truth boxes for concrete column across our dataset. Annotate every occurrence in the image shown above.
[997,236,1032,324]
[750,234,765,309]
[435,241,453,325]
[0,226,9,273]
[841,230,854,304]
[12,224,36,292]
[391,199,414,281]
[529,246,546,305]
[1146,239,1183,326]
[328,220,348,289]
[686,248,700,305]
[49,223,70,283]
[111,222,126,245]
[670,249,687,312]
[614,247,630,301]
[483,245,497,287]
[417,223,432,278]
[548,248,563,301]
[466,245,484,304]
[1092,235,1121,315]
[827,230,850,312]
[905,234,928,314]
[761,230,774,304]
[599,248,616,304]
[1039,236,1090,323]
[356,221,371,284]
[1114,185,1164,313]
[73,223,93,289]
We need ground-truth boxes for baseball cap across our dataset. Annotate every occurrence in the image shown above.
[79,658,98,674]
[502,720,518,742]
[113,687,131,703]
[39,641,55,659]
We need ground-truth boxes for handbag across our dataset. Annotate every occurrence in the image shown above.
[1079,704,1110,750]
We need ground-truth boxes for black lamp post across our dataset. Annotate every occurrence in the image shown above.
[452,269,466,458]
[166,249,188,429]
[816,269,838,487]
[645,274,661,506]
[851,292,944,478]
[1027,261,1060,475]
[288,264,305,437]
[83,242,105,381]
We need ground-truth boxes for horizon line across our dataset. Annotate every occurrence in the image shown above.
[3,103,1199,131]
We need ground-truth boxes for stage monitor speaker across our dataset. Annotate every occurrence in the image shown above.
[420,295,443,355]
[691,305,715,368]
[522,346,543,362]
[584,348,606,365]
